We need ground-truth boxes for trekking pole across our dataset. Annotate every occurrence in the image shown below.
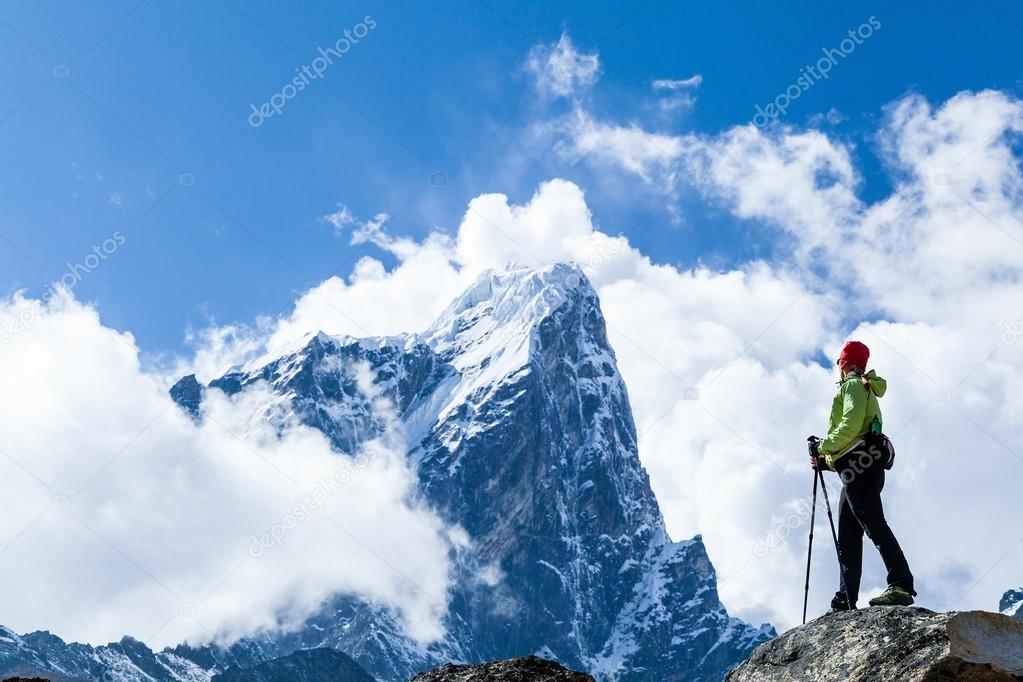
[816,466,853,610]
[802,465,819,624]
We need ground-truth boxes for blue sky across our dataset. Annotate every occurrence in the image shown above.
[3,0,1021,354]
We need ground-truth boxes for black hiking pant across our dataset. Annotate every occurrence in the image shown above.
[832,451,914,606]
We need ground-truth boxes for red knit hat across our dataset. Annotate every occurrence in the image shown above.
[837,341,869,369]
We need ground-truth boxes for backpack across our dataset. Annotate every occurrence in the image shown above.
[865,415,895,470]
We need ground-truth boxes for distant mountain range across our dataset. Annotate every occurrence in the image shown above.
[1,263,771,681]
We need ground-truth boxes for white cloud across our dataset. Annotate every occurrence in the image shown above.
[694,124,863,255]
[658,92,696,113]
[552,63,1023,329]
[350,211,392,248]
[322,202,357,233]
[652,75,703,91]
[259,235,465,358]
[555,109,693,186]
[857,90,1023,324]
[807,107,845,126]
[651,75,702,113]
[0,292,454,648]
[526,33,600,99]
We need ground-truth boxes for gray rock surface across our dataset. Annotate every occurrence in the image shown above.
[726,607,1023,682]
[410,655,593,682]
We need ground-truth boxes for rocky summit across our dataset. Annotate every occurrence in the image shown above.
[726,607,1023,682]
[410,655,594,682]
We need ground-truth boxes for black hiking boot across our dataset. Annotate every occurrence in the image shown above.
[828,595,855,613]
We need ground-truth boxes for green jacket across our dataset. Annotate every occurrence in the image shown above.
[820,369,886,469]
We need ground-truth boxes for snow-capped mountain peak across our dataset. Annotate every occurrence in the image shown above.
[180,261,773,680]
[428,263,586,364]
[430,262,586,334]
[422,262,594,431]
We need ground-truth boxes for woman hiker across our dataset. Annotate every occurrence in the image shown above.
[811,340,916,611]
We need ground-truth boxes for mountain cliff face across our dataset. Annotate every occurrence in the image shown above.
[726,607,1023,682]
[0,263,771,682]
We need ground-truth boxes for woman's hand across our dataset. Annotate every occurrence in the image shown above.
[807,436,821,470]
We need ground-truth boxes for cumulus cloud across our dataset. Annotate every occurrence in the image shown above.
[0,291,454,648]
[526,33,599,99]
[547,47,1023,324]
